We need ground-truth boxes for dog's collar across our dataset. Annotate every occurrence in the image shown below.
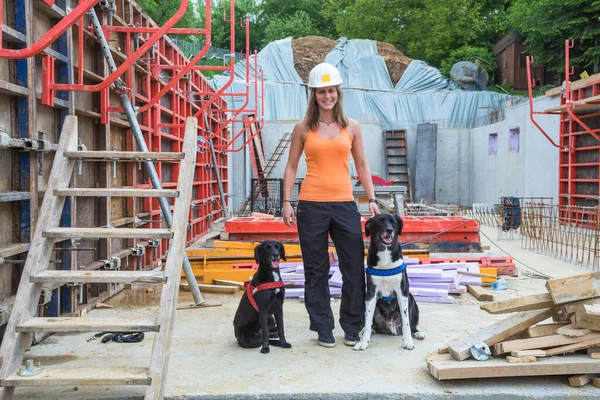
[366,262,406,276]
[380,295,397,301]
[246,281,285,312]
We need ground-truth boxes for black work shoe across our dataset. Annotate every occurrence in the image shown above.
[344,332,360,346]
[318,331,336,348]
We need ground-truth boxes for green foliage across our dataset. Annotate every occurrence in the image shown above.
[262,10,317,46]
[257,0,336,40]
[440,45,496,80]
[209,1,260,52]
[508,0,600,73]
[136,0,204,42]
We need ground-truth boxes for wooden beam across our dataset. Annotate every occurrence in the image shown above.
[569,374,598,387]
[467,285,494,302]
[593,377,600,388]
[427,353,600,380]
[31,270,166,284]
[511,350,546,357]
[524,322,568,338]
[16,317,159,333]
[54,188,180,198]
[571,304,600,331]
[480,293,553,314]
[1,367,150,387]
[213,279,246,289]
[448,308,552,361]
[545,337,600,357]
[43,227,173,239]
[65,150,184,161]
[546,73,600,96]
[180,283,237,294]
[493,332,600,355]
[506,356,537,363]
[558,298,600,320]
[545,272,600,305]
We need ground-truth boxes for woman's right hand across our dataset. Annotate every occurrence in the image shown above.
[282,203,296,227]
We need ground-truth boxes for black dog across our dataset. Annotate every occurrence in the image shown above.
[353,213,425,351]
[233,240,292,354]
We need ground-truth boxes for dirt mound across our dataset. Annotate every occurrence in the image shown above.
[292,36,338,83]
[376,41,412,85]
[291,36,412,86]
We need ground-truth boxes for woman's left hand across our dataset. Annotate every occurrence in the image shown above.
[368,201,380,217]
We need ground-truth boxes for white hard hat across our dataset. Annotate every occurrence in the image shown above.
[308,63,343,88]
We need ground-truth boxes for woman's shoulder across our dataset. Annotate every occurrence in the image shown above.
[292,120,309,141]
[345,118,360,137]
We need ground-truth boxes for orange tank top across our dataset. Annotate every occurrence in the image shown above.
[298,127,354,202]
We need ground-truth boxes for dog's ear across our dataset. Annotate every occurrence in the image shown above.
[278,242,286,261]
[364,217,373,237]
[394,214,404,236]
[254,244,262,264]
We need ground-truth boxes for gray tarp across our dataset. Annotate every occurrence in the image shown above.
[208,37,514,129]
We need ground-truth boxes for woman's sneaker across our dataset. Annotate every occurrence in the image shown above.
[318,331,336,348]
[344,332,360,346]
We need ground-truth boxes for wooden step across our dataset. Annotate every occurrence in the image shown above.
[31,270,167,284]
[16,317,159,333]
[54,188,179,198]
[43,227,172,239]
[1,367,150,387]
[65,150,184,162]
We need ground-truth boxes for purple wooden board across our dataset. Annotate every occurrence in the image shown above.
[456,262,482,285]
[285,287,341,298]
[410,287,449,297]
[409,282,450,290]
[330,268,343,287]
[413,295,454,304]
[279,262,303,272]
[408,263,464,270]
[406,269,443,279]
[295,265,337,275]
[403,257,420,265]
[449,285,467,294]
[281,273,305,281]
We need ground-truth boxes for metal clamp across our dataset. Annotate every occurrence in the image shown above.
[100,256,121,270]
[18,360,40,377]
[131,244,145,257]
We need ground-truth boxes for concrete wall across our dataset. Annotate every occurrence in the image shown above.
[468,95,560,204]
[229,95,561,213]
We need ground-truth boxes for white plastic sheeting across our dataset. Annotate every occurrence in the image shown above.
[208,37,514,129]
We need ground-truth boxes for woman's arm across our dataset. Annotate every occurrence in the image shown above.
[282,122,305,226]
[349,119,380,216]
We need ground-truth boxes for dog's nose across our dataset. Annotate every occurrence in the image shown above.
[385,228,393,235]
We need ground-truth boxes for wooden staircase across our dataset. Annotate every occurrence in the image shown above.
[0,116,198,400]
[239,132,292,216]
[384,129,412,200]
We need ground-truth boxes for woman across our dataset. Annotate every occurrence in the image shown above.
[282,63,380,348]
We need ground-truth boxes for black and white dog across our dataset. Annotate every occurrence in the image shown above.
[233,240,292,354]
[354,213,425,351]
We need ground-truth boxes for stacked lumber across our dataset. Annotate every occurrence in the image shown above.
[427,271,600,386]
[420,256,516,276]
[282,257,484,303]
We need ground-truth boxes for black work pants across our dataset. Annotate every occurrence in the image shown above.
[296,200,365,334]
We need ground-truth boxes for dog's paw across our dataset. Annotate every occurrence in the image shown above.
[353,340,370,351]
[402,338,415,350]
[260,346,270,354]
[412,331,426,340]
[280,342,292,349]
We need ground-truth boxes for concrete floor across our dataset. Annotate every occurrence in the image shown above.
[12,226,600,399]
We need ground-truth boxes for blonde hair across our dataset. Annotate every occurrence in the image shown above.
[303,85,349,132]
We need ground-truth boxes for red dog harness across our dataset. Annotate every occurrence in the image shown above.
[246,281,285,312]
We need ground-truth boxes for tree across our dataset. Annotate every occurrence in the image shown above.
[257,0,336,40]
[262,10,317,46]
[508,0,600,73]
[136,0,205,42]
[209,1,260,52]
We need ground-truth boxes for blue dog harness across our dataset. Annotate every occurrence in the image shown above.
[365,262,406,302]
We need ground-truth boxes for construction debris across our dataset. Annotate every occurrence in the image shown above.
[427,271,600,384]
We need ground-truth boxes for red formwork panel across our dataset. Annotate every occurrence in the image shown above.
[224,216,481,251]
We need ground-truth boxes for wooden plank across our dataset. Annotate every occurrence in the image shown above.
[511,350,546,357]
[180,283,237,294]
[448,308,552,361]
[212,279,246,289]
[545,272,600,305]
[546,75,600,97]
[569,374,598,387]
[506,356,536,363]
[16,317,159,333]
[31,270,166,284]
[558,298,600,320]
[0,116,77,381]
[594,377,600,388]
[556,323,591,337]
[591,353,600,359]
[571,304,600,331]
[146,117,198,400]
[54,188,179,198]
[427,353,600,380]
[545,337,600,357]
[43,227,173,239]
[467,285,494,301]
[65,151,184,161]
[494,332,600,354]
[524,322,568,338]
[480,293,553,314]
[1,367,150,387]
